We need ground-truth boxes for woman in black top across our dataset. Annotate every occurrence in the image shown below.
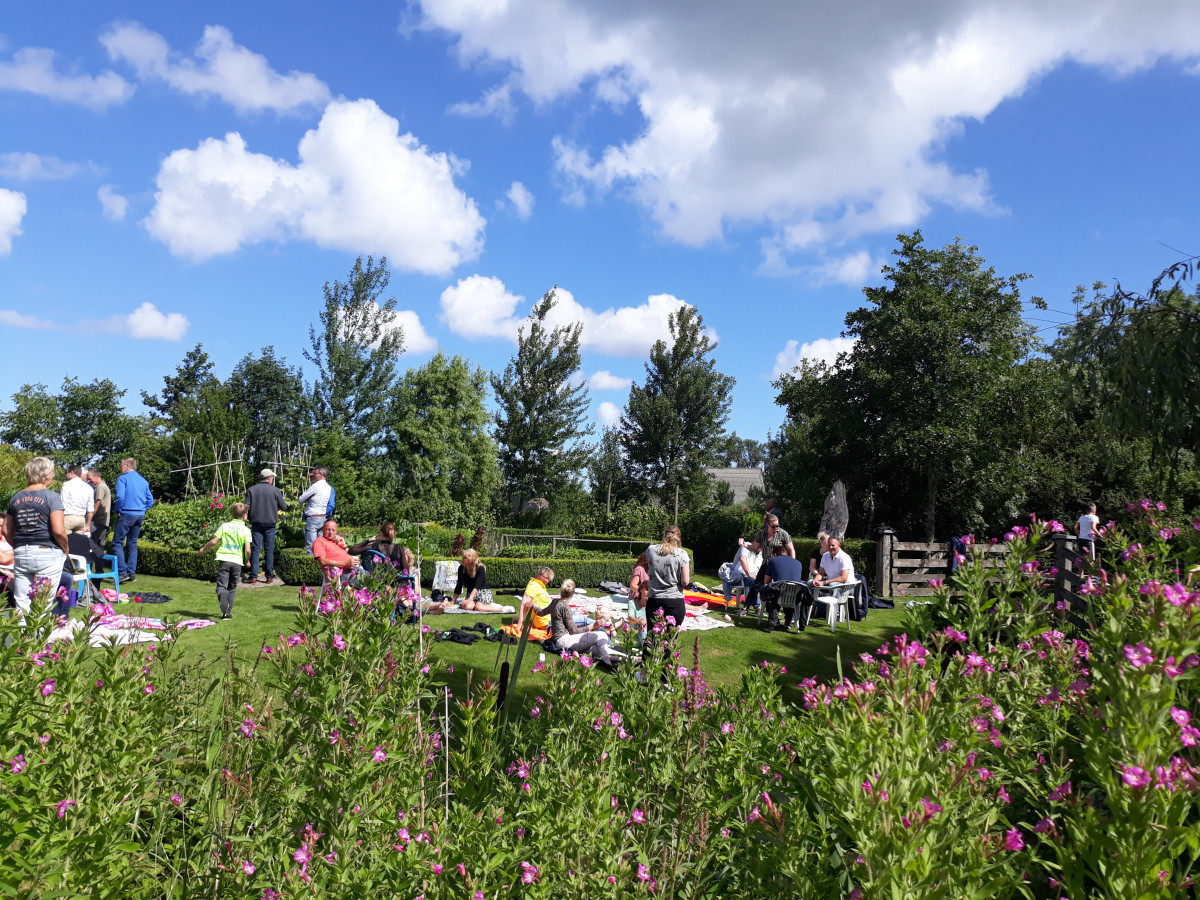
[349,523,407,570]
[451,548,503,612]
[5,456,70,614]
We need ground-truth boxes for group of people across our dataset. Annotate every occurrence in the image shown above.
[2,456,155,614]
[719,511,856,633]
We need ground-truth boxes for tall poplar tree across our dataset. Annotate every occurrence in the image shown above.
[620,305,734,509]
[491,287,593,509]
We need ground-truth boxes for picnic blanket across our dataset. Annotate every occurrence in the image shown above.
[48,613,215,647]
[442,605,516,615]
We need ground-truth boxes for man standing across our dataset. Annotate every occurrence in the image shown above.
[244,468,288,585]
[744,512,795,608]
[85,467,112,546]
[1074,502,1100,562]
[297,466,332,553]
[113,457,154,583]
[60,464,94,535]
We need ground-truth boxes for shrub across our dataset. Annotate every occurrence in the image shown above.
[141,499,245,550]
[680,506,762,570]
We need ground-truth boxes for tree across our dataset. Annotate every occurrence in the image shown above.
[141,343,218,429]
[1055,267,1200,498]
[621,305,735,509]
[717,432,768,469]
[226,346,310,466]
[385,352,501,522]
[491,288,594,509]
[0,377,141,466]
[588,427,642,515]
[304,256,405,445]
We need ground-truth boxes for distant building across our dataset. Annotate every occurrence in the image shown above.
[704,467,765,505]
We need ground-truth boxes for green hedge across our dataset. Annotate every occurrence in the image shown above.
[133,542,220,581]
[680,507,763,570]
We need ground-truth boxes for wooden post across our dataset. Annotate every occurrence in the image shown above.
[876,528,894,598]
[674,485,679,526]
[606,479,612,523]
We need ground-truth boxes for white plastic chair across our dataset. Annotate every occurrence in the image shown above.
[813,581,854,632]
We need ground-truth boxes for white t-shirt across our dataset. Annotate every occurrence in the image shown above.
[820,549,855,582]
[0,535,12,574]
[1077,514,1099,541]
[733,546,762,580]
[60,478,95,519]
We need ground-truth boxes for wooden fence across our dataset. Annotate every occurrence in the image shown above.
[875,528,1090,608]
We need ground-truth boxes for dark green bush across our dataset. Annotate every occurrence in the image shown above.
[141,500,232,550]
[133,541,219,581]
[679,507,763,570]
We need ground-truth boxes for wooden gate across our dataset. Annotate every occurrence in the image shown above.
[875,529,1007,597]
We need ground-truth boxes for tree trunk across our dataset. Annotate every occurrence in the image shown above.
[925,463,937,543]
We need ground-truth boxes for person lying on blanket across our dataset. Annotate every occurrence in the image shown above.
[516,565,555,632]
[312,519,363,582]
[547,579,618,666]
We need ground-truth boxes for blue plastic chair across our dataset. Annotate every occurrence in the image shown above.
[87,554,121,598]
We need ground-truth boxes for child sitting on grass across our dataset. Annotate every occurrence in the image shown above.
[198,502,251,620]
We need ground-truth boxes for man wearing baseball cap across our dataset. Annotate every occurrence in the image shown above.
[244,468,288,585]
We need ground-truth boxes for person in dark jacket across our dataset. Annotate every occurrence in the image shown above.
[244,469,288,585]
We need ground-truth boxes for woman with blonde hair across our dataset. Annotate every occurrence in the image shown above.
[644,525,689,632]
[5,457,70,614]
[452,547,503,612]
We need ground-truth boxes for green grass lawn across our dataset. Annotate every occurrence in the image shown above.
[90,574,909,704]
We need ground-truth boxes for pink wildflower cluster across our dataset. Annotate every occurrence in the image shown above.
[1120,759,1200,791]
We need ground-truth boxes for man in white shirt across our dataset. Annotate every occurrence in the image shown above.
[60,464,95,535]
[814,537,855,586]
[297,466,333,553]
[1074,503,1100,561]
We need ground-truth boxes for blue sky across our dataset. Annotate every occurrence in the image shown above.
[2,1,1198,443]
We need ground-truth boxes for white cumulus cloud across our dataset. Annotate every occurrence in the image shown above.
[122,302,190,340]
[771,336,857,379]
[439,277,702,357]
[505,180,534,218]
[98,185,129,221]
[589,370,632,391]
[392,309,439,354]
[415,0,1200,266]
[0,46,133,108]
[144,98,486,273]
[102,22,330,114]
[596,401,622,428]
[0,152,84,180]
[0,188,27,255]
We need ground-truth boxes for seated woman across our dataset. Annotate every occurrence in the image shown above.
[721,539,761,607]
[348,522,407,571]
[547,579,617,666]
[625,552,649,646]
[451,549,504,612]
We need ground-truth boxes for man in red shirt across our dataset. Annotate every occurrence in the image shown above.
[312,519,361,580]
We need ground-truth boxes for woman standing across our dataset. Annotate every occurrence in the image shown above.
[452,548,504,612]
[625,552,649,643]
[645,525,689,632]
[4,457,70,614]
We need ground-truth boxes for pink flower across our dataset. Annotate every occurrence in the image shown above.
[1033,817,1054,834]
[431,864,444,874]
[242,861,255,875]
[143,684,155,695]
[56,799,75,818]
[607,876,616,884]
[720,722,734,734]
[1121,765,1152,788]
[474,893,485,900]
[579,655,594,668]
[520,861,539,883]
[332,634,346,650]
[1048,782,1072,802]
[457,863,467,877]
[630,809,646,824]
[329,729,340,745]
[10,755,26,774]
[637,864,650,881]
[1181,725,1200,747]
[372,746,387,763]
[41,679,56,697]
[263,891,279,900]
[997,785,1010,804]
[1004,828,1025,851]
[530,707,541,718]
[1124,643,1153,669]
[1170,707,1191,727]
[170,793,182,806]
[920,796,943,819]
[943,628,967,642]
[294,846,311,864]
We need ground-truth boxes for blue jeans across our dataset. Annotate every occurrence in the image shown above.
[304,516,324,553]
[722,574,756,604]
[113,513,145,577]
[250,524,276,579]
[11,545,67,614]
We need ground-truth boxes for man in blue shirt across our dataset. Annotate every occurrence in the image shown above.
[113,457,155,583]
[762,545,807,633]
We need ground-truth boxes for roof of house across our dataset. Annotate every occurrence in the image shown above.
[704,467,765,504]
